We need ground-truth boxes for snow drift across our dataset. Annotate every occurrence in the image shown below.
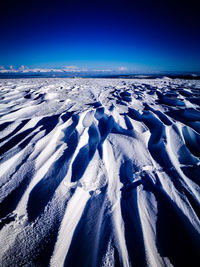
[0,78,200,266]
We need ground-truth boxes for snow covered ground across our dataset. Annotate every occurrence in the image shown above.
[0,78,200,266]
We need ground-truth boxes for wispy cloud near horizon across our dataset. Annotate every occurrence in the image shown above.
[0,65,130,73]
[118,66,128,71]
[0,64,199,75]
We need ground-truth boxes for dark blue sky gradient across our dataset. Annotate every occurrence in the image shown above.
[1,0,200,72]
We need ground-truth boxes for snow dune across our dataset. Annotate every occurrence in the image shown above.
[0,78,200,266]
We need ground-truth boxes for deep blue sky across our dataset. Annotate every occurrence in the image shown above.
[1,0,200,72]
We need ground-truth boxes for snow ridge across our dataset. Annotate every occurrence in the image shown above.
[0,78,200,266]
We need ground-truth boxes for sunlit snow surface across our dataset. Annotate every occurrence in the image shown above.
[0,78,200,267]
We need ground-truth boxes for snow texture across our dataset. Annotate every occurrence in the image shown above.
[0,78,200,267]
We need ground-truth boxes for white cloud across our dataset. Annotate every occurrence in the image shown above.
[118,66,128,71]
[91,69,112,72]
[31,68,63,73]
[0,67,64,73]
[19,65,25,70]
[64,65,79,71]
[63,66,91,72]
[0,66,127,74]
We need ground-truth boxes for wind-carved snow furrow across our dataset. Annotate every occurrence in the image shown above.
[25,115,79,222]
[102,139,130,267]
[0,78,200,267]
[50,187,91,267]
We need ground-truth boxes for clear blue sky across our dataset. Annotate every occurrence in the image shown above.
[1,0,200,73]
